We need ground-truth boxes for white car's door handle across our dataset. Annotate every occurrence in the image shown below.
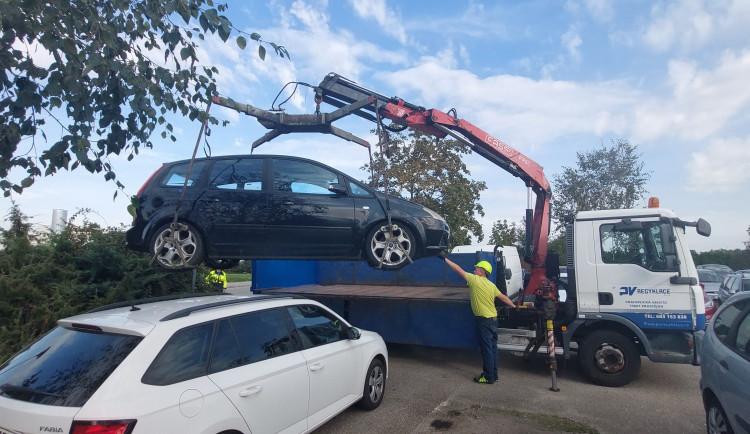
[239,385,263,397]
[309,363,324,372]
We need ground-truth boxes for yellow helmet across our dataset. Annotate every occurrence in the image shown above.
[474,261,492,274]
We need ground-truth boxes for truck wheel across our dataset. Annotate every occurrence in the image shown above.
[357,358,386,410]
[365,223,415,270]
[150,222,205,270]
[579,330,641,387]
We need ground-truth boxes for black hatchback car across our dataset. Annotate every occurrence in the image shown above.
[126,155,449,270]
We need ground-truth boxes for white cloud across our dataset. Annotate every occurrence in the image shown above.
[380,56,636,145]
[348,0,408,45]
[642,0,750,53]
[686,135,750,192]
[562,26,582,59]
[632,49,750,141]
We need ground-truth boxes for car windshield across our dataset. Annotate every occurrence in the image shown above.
[0,327,141,407]
[698,269,720,282]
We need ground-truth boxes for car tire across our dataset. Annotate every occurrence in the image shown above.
[357,358,386,410]
[365,223,416,270]
[150,222,205,270]
[579,330,641,387]
[705,396,733,434]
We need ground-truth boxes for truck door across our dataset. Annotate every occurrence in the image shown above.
[594,219,695,330]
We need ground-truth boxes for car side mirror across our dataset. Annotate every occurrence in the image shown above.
[346,327,361,340]
[328,183,347,195]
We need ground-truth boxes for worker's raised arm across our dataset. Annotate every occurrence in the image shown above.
[440,254,468,281]
[496,291,516,308]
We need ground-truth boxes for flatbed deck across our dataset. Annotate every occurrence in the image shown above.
[257,284,469,301]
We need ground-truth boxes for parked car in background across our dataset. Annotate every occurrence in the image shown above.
[0,293,388,433]
[698,264,734,279]
[126,155,450,271]
[704,291,717,325]
[699,291,750,434]
[699,268,723,300]
[718,271,750,305]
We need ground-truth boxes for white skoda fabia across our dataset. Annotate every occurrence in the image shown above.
[0,293,388,433]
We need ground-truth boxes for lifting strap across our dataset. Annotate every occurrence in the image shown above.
[149,101,213,268]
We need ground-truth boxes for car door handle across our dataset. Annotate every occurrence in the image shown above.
[719,360,729,370]
[309,363,324,372]
[283,201,294,206]
[239,385,263,397]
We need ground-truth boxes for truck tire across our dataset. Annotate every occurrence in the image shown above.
[365,223,415,270]
[150,222,205,270]
[357,358,386,410]
[579,330,641,387]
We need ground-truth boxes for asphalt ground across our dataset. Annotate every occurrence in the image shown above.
[226,283,705,434]
[314,344,704,434]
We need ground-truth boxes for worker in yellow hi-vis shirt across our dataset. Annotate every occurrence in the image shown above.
[205,268,227,292]
[438,252,515,384]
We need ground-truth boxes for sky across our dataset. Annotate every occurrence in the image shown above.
[4,0,750,253]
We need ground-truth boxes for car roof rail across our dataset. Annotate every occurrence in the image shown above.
[159,293,307,321]
[86,292,226,314]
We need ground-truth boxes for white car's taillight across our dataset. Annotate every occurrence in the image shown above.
[71,420,137,434]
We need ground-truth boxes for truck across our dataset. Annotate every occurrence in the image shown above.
[213,73,712,387]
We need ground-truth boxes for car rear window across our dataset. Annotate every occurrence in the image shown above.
[0,327,142,407]
[162,161,209,187]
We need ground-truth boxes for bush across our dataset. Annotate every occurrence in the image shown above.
[0,205,209,362]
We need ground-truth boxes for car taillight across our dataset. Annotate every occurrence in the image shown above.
[71,420,137,434]
[703,292,714,309]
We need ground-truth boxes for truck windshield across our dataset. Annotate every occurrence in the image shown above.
[599,221,678,272]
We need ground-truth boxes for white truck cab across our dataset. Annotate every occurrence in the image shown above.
[556,206,710,386]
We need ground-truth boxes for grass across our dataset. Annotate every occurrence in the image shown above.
[226,273,251,283]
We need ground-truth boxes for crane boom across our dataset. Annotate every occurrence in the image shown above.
[211,73,554,301]
[316,74,552,301]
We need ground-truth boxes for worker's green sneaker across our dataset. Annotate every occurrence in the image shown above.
[473,375,494,384]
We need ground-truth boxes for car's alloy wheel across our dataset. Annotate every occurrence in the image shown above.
[150,222,205,270]
[358,358,386,410]
[366,223,415,270]
[706,398,733,434]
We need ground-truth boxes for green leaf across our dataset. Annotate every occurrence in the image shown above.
[250,32,261,41]
[236,35,247,49]
[258,45,266,60]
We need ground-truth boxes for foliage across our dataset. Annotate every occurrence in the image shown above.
[489,219,524,249]
[746,224,750,250]
[362,130,487,247]
[691,249,750,271]
[551,140,651,231]
[0,204,212,362]
[0,0,288,197]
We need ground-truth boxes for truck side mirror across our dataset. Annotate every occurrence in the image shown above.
[696,218,711,237]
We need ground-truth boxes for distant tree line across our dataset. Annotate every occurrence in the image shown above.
[692,249,750,271]
[0,204,214,362]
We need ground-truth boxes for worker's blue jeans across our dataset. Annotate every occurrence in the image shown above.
[475,316,498,383]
